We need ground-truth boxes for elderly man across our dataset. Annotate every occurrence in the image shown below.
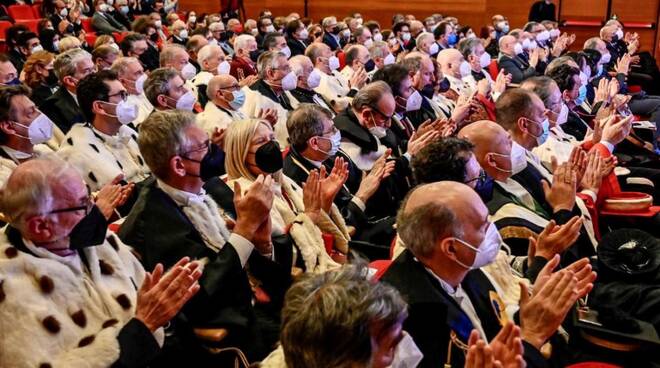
[339,45,371,84]
[185,34,209,74]
[306,42,363,112]
[191,44,229,107]
[230,34,259,81]
[0,86,56,186]
[111,56,154,128]
[432,21,455,55]
[241,51,295,146]
[0,155,200,367]
[321,16,341,51]
[119,110,289,362]
[121,32,158,72]
[367,41,395,79]
[57,70,150,193]
[436,48,473,98]
[498,35,540,83]
[283,103,396,250]
[41,48,95,134]
[353,26,373,48]
[263,32,292,58]
[91,0,127,34]
[415,32,437,57]
[398,52,446,127]
[196,74,246,135]
[209,22,235,57]
[286,55,333,112]
[92,44,120,71]
[144,67,196,112]
[0,54,18,86]
[168,20,188,46]
[159,44,197,93]
[459,37,498,91]
[382,180,592,367]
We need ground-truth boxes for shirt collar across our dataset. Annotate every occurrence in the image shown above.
[157,179,206,207]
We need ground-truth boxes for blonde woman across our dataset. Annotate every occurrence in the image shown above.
[58,35,82,52]
[225,119,351,273]
[23,51,58,106]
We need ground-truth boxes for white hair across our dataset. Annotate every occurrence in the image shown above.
[110,56,141,76]
[234,34,256,51]
[208,21,224,31]
[197,44,223,65]
[288,55,311,76]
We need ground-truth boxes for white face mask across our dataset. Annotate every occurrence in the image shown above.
[251,28,259,36]
[307,69,322,89]
[299,29,309,39]
[550,29,560,38]
[342,29,351,38]
[176,90,196,111]
[385,331,424,368]
[479,52,491,68]
[601,52,611,64]
[459,60,471,77]
[217,60,231,75]
[279,46,291,58]
[401,32,411,42]
[363,38,373,48]
[383,53,396,65]
[510,141,527,175]
[369,126,387,138]
[280,71,297,91]
[181,62,197,80]
[328,55,340,71]
[513,42,524,55]
[316,130,341,156]
[154,20,162,28]
[188,15,196,23]
[615,29,623,40]
[13,113,54,145]
[579,71,588,86]
[109,42,119,51]
[536,30,550,43]
[557,102,569,125]
[105,99,138,124]
[428,42,439,55]
[60,7,68,17]
[266,25,275,33]
[134,73,147,94]
[522,38,532,50]
[373,33,383,42]
[31,44,43,53]
[179,29,189,39]
[453,222,502,269]
[405,90,423,111]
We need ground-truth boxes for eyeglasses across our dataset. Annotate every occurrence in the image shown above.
[47,188,93,216]
[181,139,211,157]
[107,90,129,101]
[368,105,393,120]
[321,126,339,136]
[464,169,486,185]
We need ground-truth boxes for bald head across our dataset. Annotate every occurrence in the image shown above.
[499,35,517,56]
[207,74,239,101]
[458,121,513,181]
[436,48,463,78]
[404,181,479,215]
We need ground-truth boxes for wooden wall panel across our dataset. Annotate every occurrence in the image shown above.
[559,0,607,21]
[611,0,659,23]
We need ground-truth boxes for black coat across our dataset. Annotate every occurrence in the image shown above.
[286,36,307,57]
[322,32,340,51]
[40,86,85,133]
[118,177,291,360]
[498,54,537,84]
[381,250,548,368]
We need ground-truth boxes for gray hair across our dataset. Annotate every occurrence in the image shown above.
[286,103,333,151]
[352,81,392,111]
[369,41,389,59]
[396,192,462,258]
[257,51,286,79]
[197,44,223,65]
[289,55,311,76]
[159,44,186,67]
[583,37,601,51]
[110,56,140,77]
[137,109,195,179]
[234,34,256,52]
[0,154,75,226]
[321,16,336,28]
[208,21,224,32]
[546,55,573,74]
[458,37,482,59]
[400,54,422,73]
[281,263,407,368]
[53,48,92,82]
[143,67,180,106]
[520,76,557,108]
[415,31,434,47]
[304,42,327,64]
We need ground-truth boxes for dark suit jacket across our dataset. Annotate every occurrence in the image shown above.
[322,32,340,51]
[381,250,548,368]
[40,87,85,133]
[286,36,307,57]
[498,54,537,84]
[118,177,291,359]
[92,11,127,34]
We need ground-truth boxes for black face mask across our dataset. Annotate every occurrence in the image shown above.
[3,78,20,86]
[45,70,58,86]
[331,26,341,35]
[438,76,451,93]
[249,49,260,62]
[474,175,494,203]
[254,140,283,173]
[66,24,74,34]
[149,32,159,42]
[364,59,376,72]
[222,30,233,42]
[420,84,435,99]
[69,205,109,250]
[182,143,226,181]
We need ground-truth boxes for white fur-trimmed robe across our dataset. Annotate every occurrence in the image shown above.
[0,230,162,368]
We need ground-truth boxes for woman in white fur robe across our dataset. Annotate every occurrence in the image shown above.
[0,228,164,368]
[224,119,350,274]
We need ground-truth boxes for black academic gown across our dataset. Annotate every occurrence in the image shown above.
[118,177,291,362]
[286,36,307,57]
[381,250,549,368]
[40,87,85,133]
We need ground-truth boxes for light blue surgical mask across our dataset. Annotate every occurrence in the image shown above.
[575,85,587,106]
[527,117,550,146]
[227,89,245,110]
[596,64,603,77]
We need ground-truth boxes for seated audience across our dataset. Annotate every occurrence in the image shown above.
[111,56,154,128]
[195,74,246,135]
[144,67,196,112]
[92,0,128,34]
[22,51,58,107]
